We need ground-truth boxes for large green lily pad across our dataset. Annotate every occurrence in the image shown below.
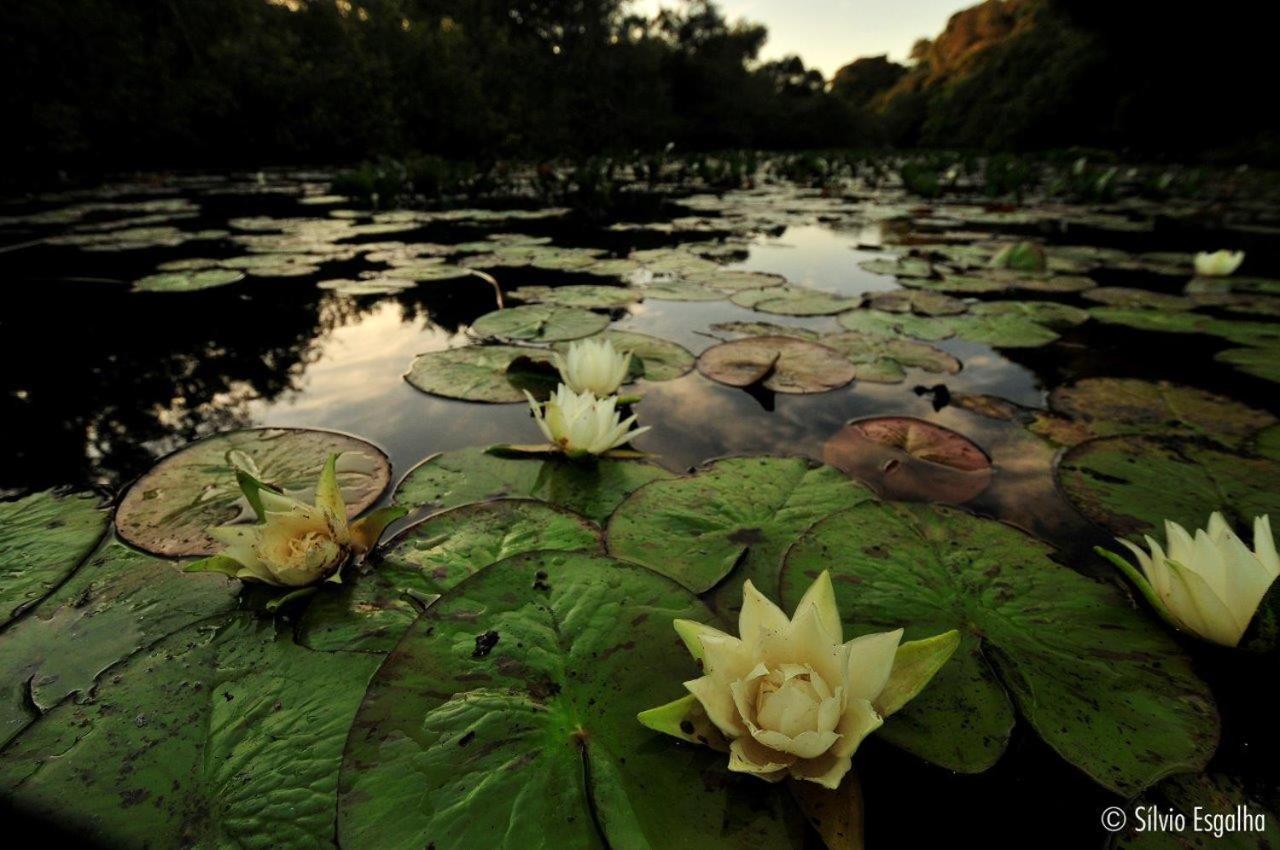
[696,336,856,394]
[470,304,609,342]
[510,284,640,309]
[1057,435,1280,536]
[1217,345,1280,384]
[554,330,695,382]
[132,268,246,293]
[867,289,967,317]
[394,446,674,524]
[606,456,876,594]
[0,614,381,848]
[637,279,723,301]
[404,345,558,402]
[836,309,955,341]
[0,490,108,628]
[709,321,820,341]
[972,300,1089,327]
[115,428,392,557]
[939,312,1060,347]
[1114,774,1280,849]
[0,542,238,747]
[819,332,960,383]
[298,500,602,653]
[1042,378,1274,448]
[337,552,804,850]
[730,286,861,316]
[780,502,1218,794]
[1084,287,1196,310]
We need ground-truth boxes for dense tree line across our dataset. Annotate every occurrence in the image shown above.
[2,0,1274,183]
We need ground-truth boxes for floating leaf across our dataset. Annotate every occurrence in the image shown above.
[132,268,246,293]
[298,500,602,652]
[510,284,640,309]
[780,502,1218,794]
[822,418,992,503]
[404,345,557,402]
[859,256,935,278]
[730,286,861,316]
[470,304,609,342]
[696,336,856,394]
[606,456,875,594]
[116,428,391,557]
[819,332,960,384]
[1084,287,1196,310]
[0,491,108,628]
[0,615,380,848]
[637,280,723,301]
[709,321,820,341]
[337,552,805,850]
[940,312,1060,347]
[1217,345,1280,384]
[972,300,1089,327]
[867,289,967,316]
[1041,378,1274,448]
[1114,774,1280,850]
[394,446,673,523]
[690,269,789,292]
[1058,435,1280,537]
[555,330,694,382]
[837,309,955,341]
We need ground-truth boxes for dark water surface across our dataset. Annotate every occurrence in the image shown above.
[2,172,1278,848]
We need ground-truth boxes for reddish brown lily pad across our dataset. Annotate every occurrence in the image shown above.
[822,417,993,503]
[695,336,855,394]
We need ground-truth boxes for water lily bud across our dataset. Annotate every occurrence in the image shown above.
[554,338,631,397]
[525,385,649,458]
[989,241,1046,273]
[1194,250,1244,277]
[1101,513,1279,647]
[638,572,958,790]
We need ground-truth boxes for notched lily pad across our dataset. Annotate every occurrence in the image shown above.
[510,284,640,309]
[470,304,609,342]
[820,332,960,383]
[867,289,967,317]
[822,417,992,503]
[116,428,391,557]
[404,345,558,403]
[696,336,856,394]
[730,286,861,316]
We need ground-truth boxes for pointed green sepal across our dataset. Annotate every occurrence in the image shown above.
[876,629,960,717]
[265,586,319,613]
[1095,546,1179,631]
[314,452,346,520]
[637,693,728,751]
[185,554,248,579]
[350,506,410,552]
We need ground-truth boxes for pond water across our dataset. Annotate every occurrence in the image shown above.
[2,170,1279,848]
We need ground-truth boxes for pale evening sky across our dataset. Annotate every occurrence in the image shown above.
[630,0,975,77]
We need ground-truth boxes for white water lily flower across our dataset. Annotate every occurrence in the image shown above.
[188,454,405,587]
[1194,250,1244,277]
[1102,513,1279,647]
[555,337,631,397]
[525,384,649,457]
[638,572,958,790]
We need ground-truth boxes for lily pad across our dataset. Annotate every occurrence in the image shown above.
[819,332,961,383]
[337,552,804,850]
[510,284,640,309]
[0,614,380,848]
[1084,287,1196,310]
[691,269,789,292]
[1042,378,1274,448]
[1217,345,1280,384]
[859,256,935,279]
[637,280,723,301]
[298,500,603,653]
[709,321,820,341]
[132,268,246,293]
[606,456,875,594]
[940,312,1061,348]
[836,309,955,341]
[470,304,609,342]
[1114,774,1280,849]
[867,289,967,317]
[116,428,391,557]
[404,345,558,403]
[394,446,673,524]
[1058,435,1280,537]
[822,418,992,503]
[0,490,108,628]
[780,502,1218,794]
[730,286,861,316]
[907,274,1010,294]
[696,336,856,394]
[554,330,694,382]
[972,300,1089,326]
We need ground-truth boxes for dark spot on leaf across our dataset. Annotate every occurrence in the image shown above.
[458,731,476,747]
[728,527,766,545]
[472,630,500,658]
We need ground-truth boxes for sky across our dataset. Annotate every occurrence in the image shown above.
[630,0,975,77]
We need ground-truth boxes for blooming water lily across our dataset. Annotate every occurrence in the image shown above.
[638,572,958,789]
[187,453,406,587]
[1194,250,1245,277]
[555,337,631,397]
[523,384,649,458]
[1099,512,1278,647]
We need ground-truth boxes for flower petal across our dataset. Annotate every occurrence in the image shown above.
[831,697,883,759]
[794,570,843,643]
[685,675,745,738]
[843,628,903,702]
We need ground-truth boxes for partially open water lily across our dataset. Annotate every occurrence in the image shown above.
[1099,512,1278,647]
[524,384,649,458]
[555,337,631,396]
[638,572,958,789]
[187,453,406,587]
[1194,249,1245,277]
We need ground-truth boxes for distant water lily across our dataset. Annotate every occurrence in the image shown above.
[555,337,631,397]
[1099,513,1278,647]
[1194,250,1245,277]
[523,385,649,458]
[638,572,958,789]
[187,453,405,587]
